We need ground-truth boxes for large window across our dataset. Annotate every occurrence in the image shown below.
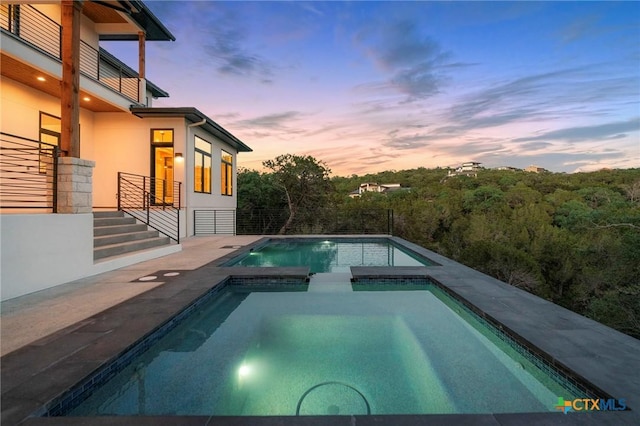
[194,136,211,193]
[221,150,233,196]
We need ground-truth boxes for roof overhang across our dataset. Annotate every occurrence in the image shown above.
[86,1,175,41]
[130,107,252,152]
[145,80,169,99]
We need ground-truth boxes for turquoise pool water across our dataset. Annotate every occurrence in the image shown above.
[224,239,433,272]
[67,280,585,416]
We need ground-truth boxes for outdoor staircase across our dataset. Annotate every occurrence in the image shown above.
[93,211,171,261]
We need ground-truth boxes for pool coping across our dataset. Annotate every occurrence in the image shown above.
[2,236,639,425]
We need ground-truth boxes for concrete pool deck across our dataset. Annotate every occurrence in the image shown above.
[1,235,639,425]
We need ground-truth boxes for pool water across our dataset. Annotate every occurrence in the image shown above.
[67,280,585,416]
[225,239,433,272]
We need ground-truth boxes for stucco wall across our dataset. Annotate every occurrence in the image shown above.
[185,126,239,235]
[91,114,186,208]
[0,214,94,301]
[0,77,96,154]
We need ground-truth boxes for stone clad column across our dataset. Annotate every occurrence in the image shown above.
[57,157,95,213]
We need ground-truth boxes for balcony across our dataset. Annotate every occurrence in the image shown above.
[0,4,139,104]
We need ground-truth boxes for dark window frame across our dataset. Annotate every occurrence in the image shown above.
[221,149,233,196]
[149,129,174,205]
[194,135,212,194]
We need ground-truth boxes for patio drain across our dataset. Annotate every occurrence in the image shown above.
[296,381,371,416]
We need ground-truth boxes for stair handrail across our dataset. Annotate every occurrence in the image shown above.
[117,172,181,243]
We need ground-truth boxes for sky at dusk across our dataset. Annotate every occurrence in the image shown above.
[107,1,640,177]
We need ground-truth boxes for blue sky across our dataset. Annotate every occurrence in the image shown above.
[108,1,640,176]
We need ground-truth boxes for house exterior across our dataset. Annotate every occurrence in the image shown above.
[0,1,251,300]
[349,182,403,198]
[525,165,548,173]
[446,161,483,177]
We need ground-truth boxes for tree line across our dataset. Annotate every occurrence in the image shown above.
[238,155,640,338]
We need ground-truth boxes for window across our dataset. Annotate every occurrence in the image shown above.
[194,136,211,193]
[40,112,61,146]
[221,150,233,196]
[39,112,60,174]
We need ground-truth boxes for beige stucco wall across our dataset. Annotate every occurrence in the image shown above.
[91,114,187,208]
[0,77,96,153]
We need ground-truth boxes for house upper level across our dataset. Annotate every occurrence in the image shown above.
[0,1,174,112]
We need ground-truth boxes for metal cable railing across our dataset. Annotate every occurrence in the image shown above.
[1,4,139,101]
[0,132,59,211]
[117,172,181,243]
[194,208,394,235]
[98,53,139,101]
[0,4,60,58]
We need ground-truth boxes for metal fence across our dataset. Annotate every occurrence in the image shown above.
[1,4,139,101]
[0,132,59,211]
[194,208,394,235]
[117,172,182,243]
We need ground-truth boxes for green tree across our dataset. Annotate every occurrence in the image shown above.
[263,154,333,234]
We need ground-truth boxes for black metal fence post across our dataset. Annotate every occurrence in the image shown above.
[117,172,121,210]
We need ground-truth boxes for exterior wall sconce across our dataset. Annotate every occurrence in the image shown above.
[175,152,184,162]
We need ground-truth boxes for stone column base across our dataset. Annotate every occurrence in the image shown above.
[57,157,96,214]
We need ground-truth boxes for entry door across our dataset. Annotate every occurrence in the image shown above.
[151,129,174,205]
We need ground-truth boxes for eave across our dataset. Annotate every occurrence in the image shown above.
[130,107,252,153]
[84,1,175,41]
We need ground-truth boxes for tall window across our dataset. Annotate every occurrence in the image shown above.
[221,150,233,196]
[194,136,211,193]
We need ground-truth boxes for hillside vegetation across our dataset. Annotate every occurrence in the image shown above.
[239,160,640,338]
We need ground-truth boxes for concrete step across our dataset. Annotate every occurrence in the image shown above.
[93,211,124,218]
[94,230,161,248]
[93,223,148,236]
[94,216,136,227]
[93,236,171,260]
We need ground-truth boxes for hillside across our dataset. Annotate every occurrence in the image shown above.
[333,167,640,338]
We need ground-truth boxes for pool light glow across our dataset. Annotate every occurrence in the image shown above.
[238,364,251,378]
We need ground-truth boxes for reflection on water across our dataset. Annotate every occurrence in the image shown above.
[231,240,431,272]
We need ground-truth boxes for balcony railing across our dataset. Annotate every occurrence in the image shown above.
[1,4,139,102]
[0,132,59,212]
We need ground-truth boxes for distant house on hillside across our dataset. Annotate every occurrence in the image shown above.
[349,182,404,198]
[447,161,483,178]
[496,166,521,172]
[525,165,549,173]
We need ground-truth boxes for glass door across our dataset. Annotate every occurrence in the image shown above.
[151,129,174,205]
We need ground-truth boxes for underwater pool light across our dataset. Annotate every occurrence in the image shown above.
[238,364,251,378]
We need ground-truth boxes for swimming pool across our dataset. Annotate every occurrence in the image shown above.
[223,238,435,272]
[64,278,588,417]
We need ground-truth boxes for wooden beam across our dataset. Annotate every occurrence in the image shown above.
[138,31,146,79]
[60,0,83,158]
